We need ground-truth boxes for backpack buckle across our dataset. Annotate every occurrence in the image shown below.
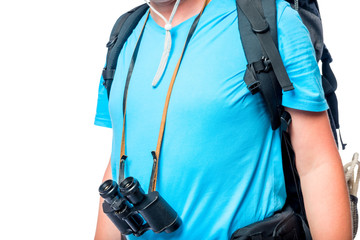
[245,63,261,95]
[261,56,272,72]
[247,80,261,95]
[280,111,292,132]
[251,56,272,74]
[106,36,118,48]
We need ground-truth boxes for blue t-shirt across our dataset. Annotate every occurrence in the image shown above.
[94,0,328,239]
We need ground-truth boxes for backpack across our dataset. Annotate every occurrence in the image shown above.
[99,0,350,238]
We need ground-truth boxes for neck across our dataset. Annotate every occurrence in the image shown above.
[149,0,206,27]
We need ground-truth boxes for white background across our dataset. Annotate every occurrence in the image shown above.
[0,0,359,239]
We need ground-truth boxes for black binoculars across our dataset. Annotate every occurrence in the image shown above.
[99,177,182,237]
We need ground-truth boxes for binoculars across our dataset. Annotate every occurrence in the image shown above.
[99,177,182,237]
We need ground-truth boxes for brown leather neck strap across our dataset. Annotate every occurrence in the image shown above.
[119,0,210,192]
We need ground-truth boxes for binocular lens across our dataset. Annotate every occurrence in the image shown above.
[120,177,146,205]
[99,179,113,193]
[99,179,120,202]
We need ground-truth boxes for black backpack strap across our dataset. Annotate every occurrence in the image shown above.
[236,0,294,92]
[102,4,149,98]
[236,0,294,130]
[320,45,348,149]
[236,0,309,226]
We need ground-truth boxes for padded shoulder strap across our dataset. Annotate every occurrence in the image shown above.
[236,0,294,130]
[237,0,293,92]
[102,4,149,98]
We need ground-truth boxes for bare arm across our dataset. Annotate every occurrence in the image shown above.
[286,108,352,240]
[94,159,125,240]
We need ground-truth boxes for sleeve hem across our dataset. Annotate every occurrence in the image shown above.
[282,99,329,112]
[94,117,112,128]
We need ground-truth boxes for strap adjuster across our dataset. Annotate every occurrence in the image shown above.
[261,56,271,72]
[251,56,272,74]
[102,68,116,81]
[247,80,261,95]
[106,36,118,48]
[280,111,292,132]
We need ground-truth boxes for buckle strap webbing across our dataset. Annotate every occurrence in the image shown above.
[103,4,149,98]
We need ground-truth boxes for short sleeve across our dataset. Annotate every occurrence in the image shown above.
[94,75,112,128]
[277,1,328,112]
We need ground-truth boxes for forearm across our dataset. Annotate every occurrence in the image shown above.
[95,159,124,240]
[95,197,123,240]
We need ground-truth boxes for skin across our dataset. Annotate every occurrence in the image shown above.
[148,0,207,27]
[94,1,353,239]
[95,160,124,240]
[285,108,352,239]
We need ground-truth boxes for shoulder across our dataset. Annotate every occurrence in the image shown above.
[276,0,304,26]
[276,0,296,20]
[276,0,312,53]
[275,1,328,112]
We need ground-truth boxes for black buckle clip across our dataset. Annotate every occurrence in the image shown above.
[280,111,292,132]
[245,64,261,95]
[106,36,118,48]
[248,80,261,95]
[261,56,272,73]
[252,57,272,74]
[102,68,115,89]
[102,68,110,88]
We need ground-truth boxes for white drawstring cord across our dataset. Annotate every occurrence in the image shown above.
[345,153,360,196]
[144,0,182,87]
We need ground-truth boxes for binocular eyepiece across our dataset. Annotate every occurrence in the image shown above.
[99,177,181,237]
